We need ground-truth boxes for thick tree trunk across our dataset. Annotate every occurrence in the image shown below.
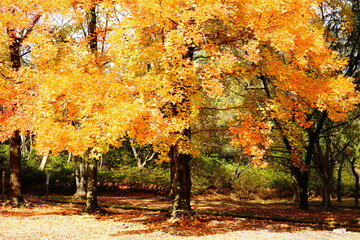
[321,173,332,208]
[296,112,328,210]
[294,167,309,210]
[74,156,86,198]
[8,26,24,207]
[169,131,192,218]
[83,4,99,213]
[84,157,99,212]
[9,130,24,206]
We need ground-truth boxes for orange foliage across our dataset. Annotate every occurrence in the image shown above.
[0,0,358,164]
[229,114,273,165]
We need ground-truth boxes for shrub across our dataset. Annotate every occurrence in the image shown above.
[191,155,235,194]
[233,166,293,199]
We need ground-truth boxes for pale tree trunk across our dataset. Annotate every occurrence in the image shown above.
[39,155,48,171]
[130,143,156,168]
[73,156,86,198]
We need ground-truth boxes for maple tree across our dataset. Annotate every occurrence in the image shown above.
[284,0,360,209]
[108,0,358,214]
[1,0,358,216]
[0,0,73,206]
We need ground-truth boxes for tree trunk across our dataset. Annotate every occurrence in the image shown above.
[74,156,86,198]
[9,130,24,206]
[294,167,309,210]
[291,167,299,202]
[296,112,328,210]
[350,157,359,207]
[8,25,24,207]
[39,155,48,171]
[321,172,332,208]
[84,156,99,212]
[83,4,99,213]
[1,168,5,200]
[336,159,344,202]
[169,132,192,218]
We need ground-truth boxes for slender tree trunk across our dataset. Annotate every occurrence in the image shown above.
[74,156,86,198]
[9,130,24,206]
[350,158,359,207]
[84,157,99,212]
[291,167,299,202]
[169,129,192,218]
[1,169,5,200]
[337,160,344,202]
[39,155,48,171]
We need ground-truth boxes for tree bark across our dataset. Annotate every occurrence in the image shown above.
[83,4,99,212]
[8,25,23,207]
[9,130,24,206]
[84,156,99,212]
[166,42,195,219]
[296,112,328,210]
[293,167,309,210]
[321,172,332,208]
[336,159,344,202]
[350,157,359,207]
[169,129,192,218]
[74,156,86,198]
[290,167,299,202]
[39,155,48,171]
[1,169,5,201]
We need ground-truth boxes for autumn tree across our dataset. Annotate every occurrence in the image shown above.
[23,1,153,212]
[2,0,357,216]
[105,0,358,215]
[0,0,70,206]
[301,0,360,207]
[222,0,358,210]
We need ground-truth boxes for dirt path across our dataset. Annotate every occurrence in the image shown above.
[0,214,359,240]
[1,193,360,240]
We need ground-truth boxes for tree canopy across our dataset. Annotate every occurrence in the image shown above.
[0,0,358,164]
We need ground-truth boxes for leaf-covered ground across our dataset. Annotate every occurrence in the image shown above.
[1,192,360,239]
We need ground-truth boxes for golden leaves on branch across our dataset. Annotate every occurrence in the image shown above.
[229,114,273,165]
[0,0,358,165]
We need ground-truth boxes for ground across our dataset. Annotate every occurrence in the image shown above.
[0,191,359,239]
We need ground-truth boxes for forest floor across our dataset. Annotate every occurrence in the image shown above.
[1,191,360,239]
